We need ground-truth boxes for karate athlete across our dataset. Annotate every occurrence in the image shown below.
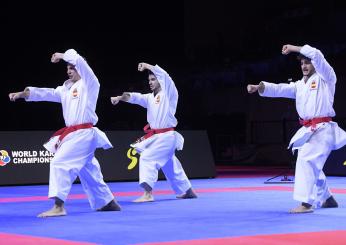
[9,49,121,217]
[110,62,197,202]
[247,44,346,213]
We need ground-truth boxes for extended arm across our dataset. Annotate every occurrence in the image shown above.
[111,92,148,108]
[247,83,265,94]
[9,87,30,101]
[247,81,296,99]
[110,93,131,105]
[8,53,68,103]
[9,86,62,103]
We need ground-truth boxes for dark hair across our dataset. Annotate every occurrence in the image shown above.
[147,70,154,76]
[296,54,311,61]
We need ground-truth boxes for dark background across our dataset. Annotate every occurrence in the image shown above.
[2,0,346,166]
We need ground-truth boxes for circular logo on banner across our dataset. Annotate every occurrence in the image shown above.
[0,150,11,166]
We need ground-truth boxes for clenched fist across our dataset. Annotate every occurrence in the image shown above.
[9,90,29,101]
[51,53,64,63]
[138,63,146,72]
[282,44,300,55]
[247,84,259,94]
[110,96,120,105]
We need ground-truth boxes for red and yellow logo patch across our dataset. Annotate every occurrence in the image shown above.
[155,95,160,104]
[72,88,78,97]
[310,81,317,89]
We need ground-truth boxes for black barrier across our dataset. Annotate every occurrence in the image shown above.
[0,130,216,185]
[324,146,346,176]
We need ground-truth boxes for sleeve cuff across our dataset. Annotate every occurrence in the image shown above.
[24,87,35,101]
[258,81,268,96]
[127,93,135,103]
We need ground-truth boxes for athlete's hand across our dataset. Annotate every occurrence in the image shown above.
[110,96,120,105]
[51,53,64,63]
[282,44,300,55]
[138,62,147,72]
[9,92,25,101]
[247,84,259,94]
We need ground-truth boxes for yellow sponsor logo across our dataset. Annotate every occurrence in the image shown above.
[127,148,138,170]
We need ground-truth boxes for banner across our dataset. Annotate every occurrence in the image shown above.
[0,130,216,185]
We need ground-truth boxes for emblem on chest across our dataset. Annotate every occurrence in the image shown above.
[310,80,317,90]
[155,95,160,104]
[72,88,78,98]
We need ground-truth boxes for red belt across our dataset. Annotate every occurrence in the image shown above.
[299,117,332,131]
[50,123,93,149]
[134,124,174,144]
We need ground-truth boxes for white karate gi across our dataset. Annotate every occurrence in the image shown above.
[26,49,114,209]
[260,45,346,207]
[128,65,192,194]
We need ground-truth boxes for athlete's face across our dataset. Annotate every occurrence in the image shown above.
[148,74,161,93]
[301,59,315,78]
[67,64,81,83]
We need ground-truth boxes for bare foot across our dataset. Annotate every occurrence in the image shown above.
[176,188,198,199]
[97,199,121,211]
[289,205,313,214]
[133,191,154,203]
[37,205,67,218]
